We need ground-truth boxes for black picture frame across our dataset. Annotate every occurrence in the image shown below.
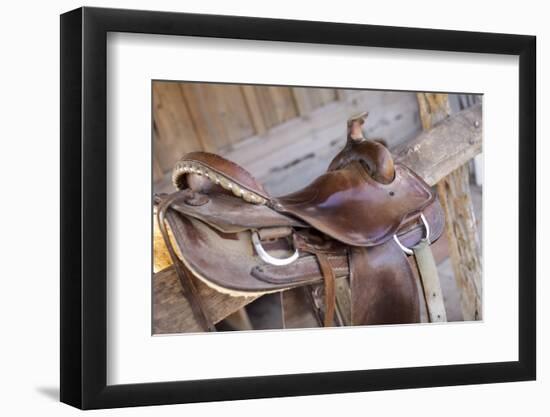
[60,6,536,409]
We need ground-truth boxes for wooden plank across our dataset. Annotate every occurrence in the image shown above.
[417,93,451,129]
[335,89,349,101]
[394,103,482,186]
[152,154,164,183]
[315,88,337,107]
[291,87,337,115]
[291,87,314,115]
[208,84,256,146]
[241,85,267,136]
[253,86,298,128]
[269,86,299,124]
[153,206,175,273]
[180,83,257,150]
[179,83,227,152]
[152,81,203,174]
[153,266,259,334]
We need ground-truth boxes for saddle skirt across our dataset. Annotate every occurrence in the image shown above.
[156,120,445,329]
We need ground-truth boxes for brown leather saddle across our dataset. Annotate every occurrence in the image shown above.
[156,114,445,331]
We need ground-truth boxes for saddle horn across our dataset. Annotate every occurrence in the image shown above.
[329,112,395,184]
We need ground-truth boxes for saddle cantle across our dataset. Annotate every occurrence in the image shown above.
[156,113,445,330]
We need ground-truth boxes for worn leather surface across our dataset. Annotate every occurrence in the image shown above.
[164,209,322,293]
[274,161,434,246]
[316,253,337,327]
[350,239,420,325]
[159,190,306,234]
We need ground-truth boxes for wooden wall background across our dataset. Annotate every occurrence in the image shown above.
[152,81,477,196]
[153,82,339,183]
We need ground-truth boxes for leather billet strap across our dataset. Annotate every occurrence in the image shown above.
[413,240,447,322]
[156,193,216,332]
[315,253,336,327]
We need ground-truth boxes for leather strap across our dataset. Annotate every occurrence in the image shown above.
[251,253,348,285]
[157,194,217,332]
[413,240,447,322]
[316,253,336,327]
[258,227,294,241]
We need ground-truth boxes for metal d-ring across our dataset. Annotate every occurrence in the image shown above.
[393,213,431,255]
[252,231,299,266]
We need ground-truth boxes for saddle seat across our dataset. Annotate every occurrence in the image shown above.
[274,160,435,247]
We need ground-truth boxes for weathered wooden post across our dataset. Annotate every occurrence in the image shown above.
[416,93,483,321]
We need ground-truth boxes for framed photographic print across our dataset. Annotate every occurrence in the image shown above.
[60,6,536,409]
